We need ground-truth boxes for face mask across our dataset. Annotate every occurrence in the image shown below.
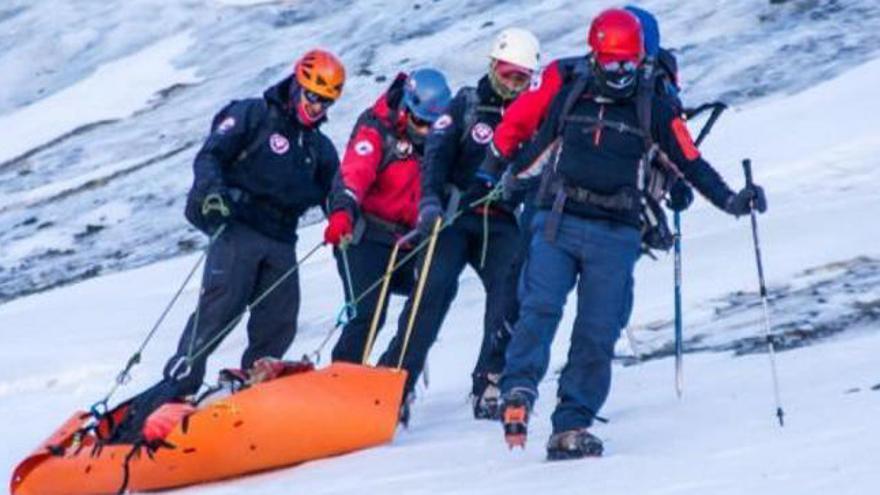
[593,59,639,100]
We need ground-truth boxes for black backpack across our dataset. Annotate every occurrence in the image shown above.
[540,56,684,254]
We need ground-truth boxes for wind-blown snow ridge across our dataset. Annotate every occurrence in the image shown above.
[0,32,199,166]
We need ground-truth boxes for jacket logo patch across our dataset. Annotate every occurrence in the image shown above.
[471,122,494,144]
[354,140,375,156]
[216,116,236,134]
[433,114,452,130]
[396,140,413,157]
[529,72,542,91]
[269,133,290,155]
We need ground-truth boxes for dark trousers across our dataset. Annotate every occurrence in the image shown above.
[501,211,640,433]
[113,222,300,443]
[163,222,301,395]
[377,212,521,397]
[331,239,417,364]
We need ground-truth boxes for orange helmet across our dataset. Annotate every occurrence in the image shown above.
[294,49,346,101]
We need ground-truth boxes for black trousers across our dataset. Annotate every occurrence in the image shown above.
[331,238,418,364]
[162,222,301,395]
[378,211,521,396]
[113,222,300,443]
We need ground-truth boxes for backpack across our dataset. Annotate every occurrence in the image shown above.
[541,56,684,255]
[348,108,416,173]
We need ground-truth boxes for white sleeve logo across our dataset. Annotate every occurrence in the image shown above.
[354,140,375,156]
[216,116,236,134]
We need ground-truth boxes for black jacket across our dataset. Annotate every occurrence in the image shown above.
[187,76,339,243]
[524,76,732,227]
[422,76,515,213]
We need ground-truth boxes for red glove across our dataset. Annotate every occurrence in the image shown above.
[324,210,353,246]
[142,402,196,443]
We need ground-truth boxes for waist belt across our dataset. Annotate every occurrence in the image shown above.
[363,213,410,235]
[228,187,300,223]
[561,184,637,212]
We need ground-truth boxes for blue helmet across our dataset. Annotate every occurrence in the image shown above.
[402,68,452,123]
[624,5,661,58]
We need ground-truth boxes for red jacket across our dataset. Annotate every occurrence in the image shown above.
[335,82,421,228]
[492,60,566,158]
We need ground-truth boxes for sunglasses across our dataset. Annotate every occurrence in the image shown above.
[302,89,336,106]
[408,113,433,129]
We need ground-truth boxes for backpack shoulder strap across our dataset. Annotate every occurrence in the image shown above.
[236,99,278,164]
[351,109,408,173]
[554,74,592,137]
[458,86,503,145]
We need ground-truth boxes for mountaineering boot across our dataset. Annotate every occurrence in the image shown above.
[399,391,416,428]
[546,428,604,460]
[501,391,531,449]
[472,373,502,420]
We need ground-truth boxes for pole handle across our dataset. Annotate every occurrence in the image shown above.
[742,159,754,187]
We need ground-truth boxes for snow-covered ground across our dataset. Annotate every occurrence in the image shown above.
[3,0,880,493]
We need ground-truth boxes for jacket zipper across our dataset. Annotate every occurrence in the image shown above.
[594,104,605,147]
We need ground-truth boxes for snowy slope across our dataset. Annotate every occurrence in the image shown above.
[2,0,880,302]
[3,55,880,492]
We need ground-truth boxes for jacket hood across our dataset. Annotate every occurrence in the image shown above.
[263,75,328,127]
[369,73,409,136]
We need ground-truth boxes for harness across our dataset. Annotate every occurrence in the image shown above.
[539,56,681,253]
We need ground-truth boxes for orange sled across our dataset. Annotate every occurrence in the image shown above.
[11,362,406,495]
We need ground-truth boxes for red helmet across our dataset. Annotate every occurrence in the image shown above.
[588,8,645,66]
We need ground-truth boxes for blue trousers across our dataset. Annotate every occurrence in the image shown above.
[501,211,640,433]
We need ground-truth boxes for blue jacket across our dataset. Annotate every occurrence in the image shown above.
[187,76,339,243]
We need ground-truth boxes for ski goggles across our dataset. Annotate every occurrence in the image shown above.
[302,89,336,106]
[598,60,639,74]
[492,60,534,90]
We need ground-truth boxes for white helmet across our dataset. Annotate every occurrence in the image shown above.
[489,27,541,72]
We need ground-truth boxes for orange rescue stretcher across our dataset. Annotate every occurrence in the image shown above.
[10,362,406,494]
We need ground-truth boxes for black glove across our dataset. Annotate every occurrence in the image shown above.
[500,168,519,202]
[725,184,767,217]
[476,144,506,187]
[417,196,443,236]
[666,179,694,212]
[200,190,232,232]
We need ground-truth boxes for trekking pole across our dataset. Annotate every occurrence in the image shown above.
[671,102,728,398]
[742,159,785,427]
[92,224,227,411]
[361,230,420,364]
[673,211,684,399]
[396,217,443,370]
